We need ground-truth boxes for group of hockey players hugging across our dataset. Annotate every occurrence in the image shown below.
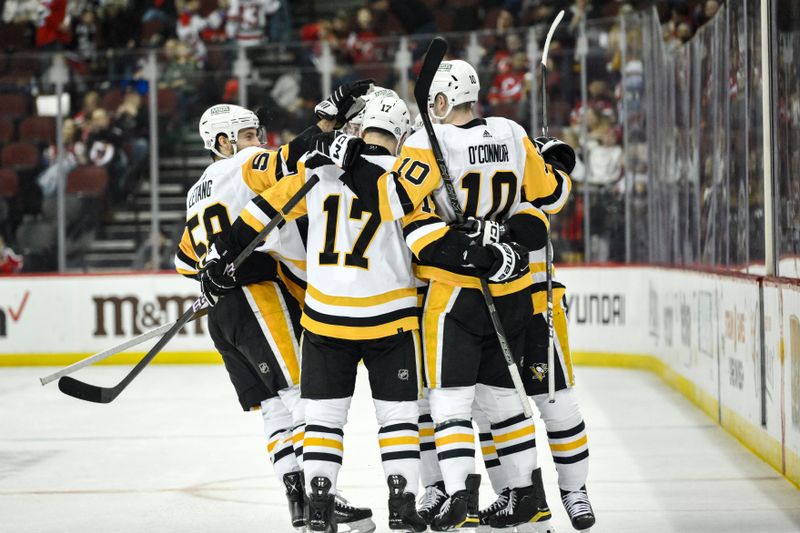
[175,58,595,533]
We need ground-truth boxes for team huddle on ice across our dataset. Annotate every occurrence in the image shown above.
[175,58,595,533]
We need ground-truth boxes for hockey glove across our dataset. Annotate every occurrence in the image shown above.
[465,242,529,283]
[534,136,576,174]
[453,216,506,246]
[317,132,364,171]
[315,79,374,129]
[199,243,237,307]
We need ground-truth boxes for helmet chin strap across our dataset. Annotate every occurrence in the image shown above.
[210,136,238,159]
[429,95,453,122]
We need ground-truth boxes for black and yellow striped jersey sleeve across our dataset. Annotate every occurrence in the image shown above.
[521,136,572,215]
[241,147,283,194]
[341,139,441,222]
[175,226,201,278]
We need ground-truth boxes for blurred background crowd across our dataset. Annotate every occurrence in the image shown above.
[0,0,797,279]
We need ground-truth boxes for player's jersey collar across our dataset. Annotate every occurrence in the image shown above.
[457,118,487,129]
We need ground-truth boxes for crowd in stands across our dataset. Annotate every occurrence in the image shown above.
[0,0,722,272]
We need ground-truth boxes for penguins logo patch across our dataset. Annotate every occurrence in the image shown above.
[259,362,270,374]
[397,369,409,381]
[530,363,549,382]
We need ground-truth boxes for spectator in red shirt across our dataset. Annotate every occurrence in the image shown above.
[0,237,23,275]
[35,0,70,49]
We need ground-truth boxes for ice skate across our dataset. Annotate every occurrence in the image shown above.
[477,487,510,532]
[430,474,480,531]
[487,469,554,533]
[561,485,595,532]
[307,476,336,533]
[334,492,375,533]
[283,471,307,532]
[417,481,448,525]
[387,474,427,532]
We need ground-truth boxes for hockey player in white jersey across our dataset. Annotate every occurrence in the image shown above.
[205,96,518,532]
[176,81,375,532]
[313,59,570,531]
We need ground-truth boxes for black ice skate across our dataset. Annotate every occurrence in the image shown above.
[417,480,448,525]
[387,474,427,532]
[486,469,554,533]
[283,471,307,531]
[334,492,375,533]
[477,487,511,530]
[307,476,336,533]
[560,485,595,531]
[430,474,480,531]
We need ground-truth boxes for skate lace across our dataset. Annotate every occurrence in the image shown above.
[433,494,453,519]
[496,490,517,517]
[335,493,356,512]
[418,484,447,513]
[562,489,592,517]
[483,490,510,515]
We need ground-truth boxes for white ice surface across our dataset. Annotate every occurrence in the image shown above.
[1,365,798,532]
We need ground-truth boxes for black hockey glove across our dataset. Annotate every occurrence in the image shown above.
[534,136,576,174]
[314,131,364,171]
[453,216,507,246]
[314,79,374,129]
[465,241,529,283]
[199,242,237,307]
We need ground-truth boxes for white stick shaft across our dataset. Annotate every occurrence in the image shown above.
[510,363,533,418]
[541,10,565,67]
[39,314,200,385]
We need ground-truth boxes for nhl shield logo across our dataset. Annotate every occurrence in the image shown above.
[530,363,549,382]
[397,369,409,381]
[259,362,270,374]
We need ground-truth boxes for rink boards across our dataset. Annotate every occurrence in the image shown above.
[0,266,798,486]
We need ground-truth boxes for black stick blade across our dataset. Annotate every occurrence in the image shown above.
[58,375,112,404]
[414,37,448,107]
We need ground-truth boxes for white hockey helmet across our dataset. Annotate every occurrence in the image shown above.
[344,85,400,135]
[428,59,480,121]
[199,104,260,159]
[360,96,411,153]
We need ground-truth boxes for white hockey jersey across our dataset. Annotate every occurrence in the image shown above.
[365,117,571,224]
[175,145,306,299]
[226,0,279,46]
[239,150,447,340]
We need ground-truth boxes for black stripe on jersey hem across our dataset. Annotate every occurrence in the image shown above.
[392,173,415,215]
[490,413,530,431]
[176,249,197,268]
[293,423,305,431]
[435,419,473,432]
[305,425,345,437]
[303,452,343,464]
[420,442,436,452]
[530,170,565,209]
[547,421,585,440]
[273,446,296,463]
[418,413,433,424]
[553,449,589,464]
[478,432,493,442]
[279,262,308,290]
[531,281,566,293]
[484,459,501,469]
[496,439,536,457]
[438,449,475,461]
[379,423,419,434]
[303,304,418,328]
[381,451,421,462]
[294,447,303,456]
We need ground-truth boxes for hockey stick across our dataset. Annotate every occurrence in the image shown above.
[58,175,320,403]
[415,37,532,418]
[541,10,565,403]
[40,308,209,386]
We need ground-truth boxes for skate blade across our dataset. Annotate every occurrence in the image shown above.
[512,521,556,533]
[337,517,377,533]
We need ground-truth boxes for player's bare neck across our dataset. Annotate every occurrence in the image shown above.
[444,109,475,127]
